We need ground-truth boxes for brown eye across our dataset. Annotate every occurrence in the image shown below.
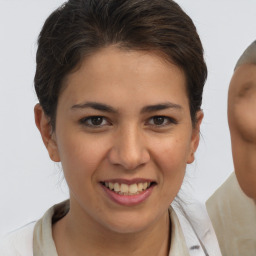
[153,116,165,125]
[79,116,110,127]
[147,116,177,127]
[90,117,104,126]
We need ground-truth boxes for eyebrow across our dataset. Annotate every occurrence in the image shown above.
[70,101,182,113]
[71,102,117,113]
[141,102,182,113]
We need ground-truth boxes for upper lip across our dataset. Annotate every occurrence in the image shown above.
[100,178,155,185]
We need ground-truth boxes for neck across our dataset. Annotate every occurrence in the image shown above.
[53,200,171,256]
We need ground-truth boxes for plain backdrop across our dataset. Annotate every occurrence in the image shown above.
[0,0,256,238]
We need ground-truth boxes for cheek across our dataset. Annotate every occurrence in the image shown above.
[151,135,191,177]
[151,138,189,204]
[56,133,108,181]
[233,101,256,142]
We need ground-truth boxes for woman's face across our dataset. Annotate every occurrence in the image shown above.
[43,46,202,234]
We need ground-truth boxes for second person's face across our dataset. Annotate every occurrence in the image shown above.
[228,63,256,199]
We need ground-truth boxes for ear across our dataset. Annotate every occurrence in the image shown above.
[187,110,204,164]
[34,104,60,162]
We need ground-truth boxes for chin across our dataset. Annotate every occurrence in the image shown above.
[101,212,157,234]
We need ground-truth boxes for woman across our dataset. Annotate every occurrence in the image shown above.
[0,0,221,255]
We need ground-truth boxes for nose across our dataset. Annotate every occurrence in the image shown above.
[108,126,150,170]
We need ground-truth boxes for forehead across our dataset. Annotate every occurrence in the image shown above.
[61,47,188,108]
[67,46,183,82]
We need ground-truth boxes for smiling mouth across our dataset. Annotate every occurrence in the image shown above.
[101,181,156,196]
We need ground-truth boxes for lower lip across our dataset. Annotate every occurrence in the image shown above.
[101,184,154,206]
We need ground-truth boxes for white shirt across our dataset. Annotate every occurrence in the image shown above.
[207,172,256,256]
[0,200,221,256]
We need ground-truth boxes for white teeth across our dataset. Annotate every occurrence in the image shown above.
[114,183,120,192]
[120,184,129,193]
[109,182,114,190]
[129,184,138,194]
[104,181,152,195]
[137,183,143,192]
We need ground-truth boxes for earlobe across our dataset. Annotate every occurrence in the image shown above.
[187,152,194,164]
[34,104,60,162]
[187,110,204,164]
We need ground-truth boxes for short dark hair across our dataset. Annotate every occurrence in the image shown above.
[235,40,256,69]
[34,0,207,130]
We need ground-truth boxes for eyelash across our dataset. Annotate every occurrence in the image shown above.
[79,116,177,128]
[79,116,111,128]
[146,116,177,127]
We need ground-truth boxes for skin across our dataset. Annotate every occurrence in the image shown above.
[35,46,203,256]
[228,63,256,200]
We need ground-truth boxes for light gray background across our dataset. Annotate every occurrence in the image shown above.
[0,0,256,237]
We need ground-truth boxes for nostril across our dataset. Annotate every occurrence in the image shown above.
[107,139,150,170]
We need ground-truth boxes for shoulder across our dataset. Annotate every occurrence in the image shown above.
[207,172,238,211]
[173,199,222,256]
[206,172,256,220]
[206,172,241,234]
[206,172,256,255]
[0,222,35,256]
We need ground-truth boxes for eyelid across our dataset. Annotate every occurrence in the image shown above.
[146,116,178,127]
[78,115,177,128]
[79,116,111,127]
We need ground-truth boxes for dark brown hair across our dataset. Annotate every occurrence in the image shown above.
[34,0,207,130]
